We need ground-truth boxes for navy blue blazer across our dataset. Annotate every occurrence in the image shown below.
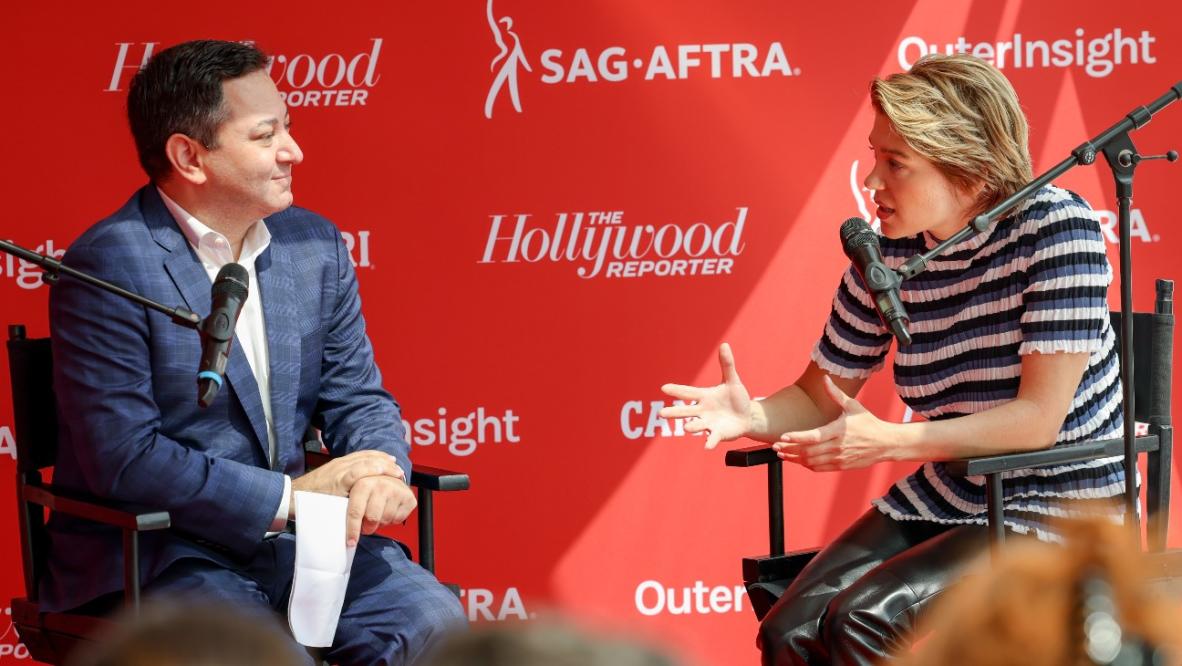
[42,186,410,612]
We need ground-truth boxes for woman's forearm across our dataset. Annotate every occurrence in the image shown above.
[890,397,1061,462]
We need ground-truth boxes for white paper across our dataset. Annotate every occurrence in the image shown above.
[288,491,356,647]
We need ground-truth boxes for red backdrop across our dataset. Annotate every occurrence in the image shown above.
[2,1,1181,663]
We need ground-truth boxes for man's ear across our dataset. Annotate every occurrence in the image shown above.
[163,133,208,185]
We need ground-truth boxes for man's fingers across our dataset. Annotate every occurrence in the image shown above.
[718,343,742,385]
[392,496,416,524]
[381,494,401,526]
[362,486,386,535]
[345,485,372,546]
[338,458,402,493]
[379,479,416,525]
[683,419,709,435]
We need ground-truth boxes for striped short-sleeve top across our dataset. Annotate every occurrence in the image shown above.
[811,185,1125,541]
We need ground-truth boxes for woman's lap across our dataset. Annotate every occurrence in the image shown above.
[758,509,990,666]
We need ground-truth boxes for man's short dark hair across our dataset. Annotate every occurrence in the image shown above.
[127,40,270,181]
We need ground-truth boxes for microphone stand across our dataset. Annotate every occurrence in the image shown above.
[0,239,201,330]
[893,80,1182,537]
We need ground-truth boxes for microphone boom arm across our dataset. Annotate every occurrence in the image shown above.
[0,239,201,329]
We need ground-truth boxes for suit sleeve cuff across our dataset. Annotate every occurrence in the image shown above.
[270,474,292,531]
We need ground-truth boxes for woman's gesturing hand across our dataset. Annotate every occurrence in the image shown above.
[660,343,754,449]
[774,375,899,471]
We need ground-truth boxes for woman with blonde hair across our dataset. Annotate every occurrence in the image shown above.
[661,54,1127,664]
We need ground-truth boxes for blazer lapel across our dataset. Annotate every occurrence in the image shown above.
[255,229,299,472]
[145,187,273,461]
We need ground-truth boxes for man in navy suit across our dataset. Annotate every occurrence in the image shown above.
[44,40,465,665]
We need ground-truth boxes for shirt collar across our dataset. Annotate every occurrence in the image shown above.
[157,186,272,268]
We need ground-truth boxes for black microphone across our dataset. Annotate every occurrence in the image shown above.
[839,218,911,346]
[197,263,249,408]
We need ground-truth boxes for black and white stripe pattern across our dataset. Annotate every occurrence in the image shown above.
[811,185,1125,541]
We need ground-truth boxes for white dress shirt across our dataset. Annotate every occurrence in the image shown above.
[158,188,291,532]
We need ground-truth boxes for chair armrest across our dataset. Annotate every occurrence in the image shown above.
[24,483,170,531]
[743,549,819,586]
[945,434,1159,477]
[724,436,1161,475]
[305,449,330,469]
[410,466,470,492]
[725,444,778,467]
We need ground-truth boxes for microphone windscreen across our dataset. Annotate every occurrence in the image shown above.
[840,218,881,259]
[212,262,249,298]
[839,217,872,248]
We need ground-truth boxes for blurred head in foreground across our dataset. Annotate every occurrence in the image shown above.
[901,518,1182,666]
[69,601,308,666]
[419,621,679,666]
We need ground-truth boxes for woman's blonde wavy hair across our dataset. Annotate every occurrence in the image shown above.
[871,54,1033,217]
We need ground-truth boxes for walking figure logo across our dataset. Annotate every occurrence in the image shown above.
[484,0,532,119]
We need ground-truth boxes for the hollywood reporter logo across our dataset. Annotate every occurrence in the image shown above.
[106,40,383,108]
[480,208,748,280]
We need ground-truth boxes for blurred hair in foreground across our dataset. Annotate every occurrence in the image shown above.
[901,516,1182,666]
[68,600,307,666]
[419,620,680,666]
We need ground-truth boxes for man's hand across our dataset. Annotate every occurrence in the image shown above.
[346,475,417,546]
[293,447,408,537]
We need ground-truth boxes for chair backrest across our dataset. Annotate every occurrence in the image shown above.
[7,326,57,472]
[6,324,57,601]
[1112,279,1174,428]
[1110,279,1174,551]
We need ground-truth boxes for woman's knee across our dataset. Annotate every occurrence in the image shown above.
[757,595,826,666]
[821,567,935,663]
